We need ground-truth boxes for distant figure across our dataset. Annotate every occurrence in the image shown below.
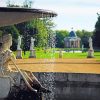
[17,35,22,50]
[89,37,93,50]
[30,37,35,50]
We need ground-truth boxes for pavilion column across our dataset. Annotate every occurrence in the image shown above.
[78,40,80,48]
[66,41,67,47]
[66,41,68,47]
[68,41,70,47]
[73,41,74,48]
[73,41,75,48]
[74,41,76,48]
[70,41,71,48]
[76,41,77,48]
[76,40,78,48]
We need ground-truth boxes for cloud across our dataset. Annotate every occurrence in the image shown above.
[59,7,99,15]
[34,4,99,16]
[34,0,100,8]
[0,0,7,6]
[0,0,98,31]
[33,0,99,31]
[65,0,100,7]
[33,0,100,16]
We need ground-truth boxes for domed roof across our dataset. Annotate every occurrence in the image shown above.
[69,31,77,37]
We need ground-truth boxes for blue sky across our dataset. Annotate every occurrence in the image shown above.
[1,0,100,31]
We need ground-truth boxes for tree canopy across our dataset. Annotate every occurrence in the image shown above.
[0,0,56,51]
[55,30,69,48]
[93,14,100,47]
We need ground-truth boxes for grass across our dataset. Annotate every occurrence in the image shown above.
[14,50,100,59]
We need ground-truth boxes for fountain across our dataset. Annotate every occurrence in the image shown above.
[0,7,57,100]
[0,6,100,100]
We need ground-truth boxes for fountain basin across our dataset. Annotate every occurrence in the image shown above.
[34,72,100,100]
[0,7,57,27]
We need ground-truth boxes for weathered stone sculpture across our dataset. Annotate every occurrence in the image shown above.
[16,35,22,59]
[30,37,35,50]
[17,35,22,50]
[29,37,36,58]
[87,37,94,58]
[0,34,16,98]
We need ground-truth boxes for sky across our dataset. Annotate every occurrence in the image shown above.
[0,0,100,31]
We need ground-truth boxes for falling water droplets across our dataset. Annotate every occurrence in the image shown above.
[41,30,56,100]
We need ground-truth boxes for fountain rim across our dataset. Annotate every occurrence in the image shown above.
[0,7,57,17]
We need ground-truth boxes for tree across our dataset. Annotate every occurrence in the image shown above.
[0,30,3,37]
[76,30,83,38]
[42,18,56,48]
[93,14,100,47]
[15,17,54,50]
[23,0,33,8]
[55,30,69,48]
[0,25,19,50]
[4,0,56,50]
[6,0,19,7]
[35,19,48,48]
[77,30,93,48]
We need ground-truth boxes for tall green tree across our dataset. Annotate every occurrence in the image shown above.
[42,18,56,48]
[5,0,56,50]
[81,30,93,48]
[23,0,33,8]
[0,25,19,50]
[93,14,100,47]
[76,30,83,38]
[55,30,69,48]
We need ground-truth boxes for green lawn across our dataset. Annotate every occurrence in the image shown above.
[14,50,100,59]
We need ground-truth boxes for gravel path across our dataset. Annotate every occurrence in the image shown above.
[10,58,100,74]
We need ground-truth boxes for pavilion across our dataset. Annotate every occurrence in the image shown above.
[64,30,81,48]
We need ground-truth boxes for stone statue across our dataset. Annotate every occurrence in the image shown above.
[82,44,84,51]
[30,37,35,50]
[87,37,94,58]
[89,37,93,50]
[17,35,22,50]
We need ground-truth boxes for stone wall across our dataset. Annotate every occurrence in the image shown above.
[33,72,100,100]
